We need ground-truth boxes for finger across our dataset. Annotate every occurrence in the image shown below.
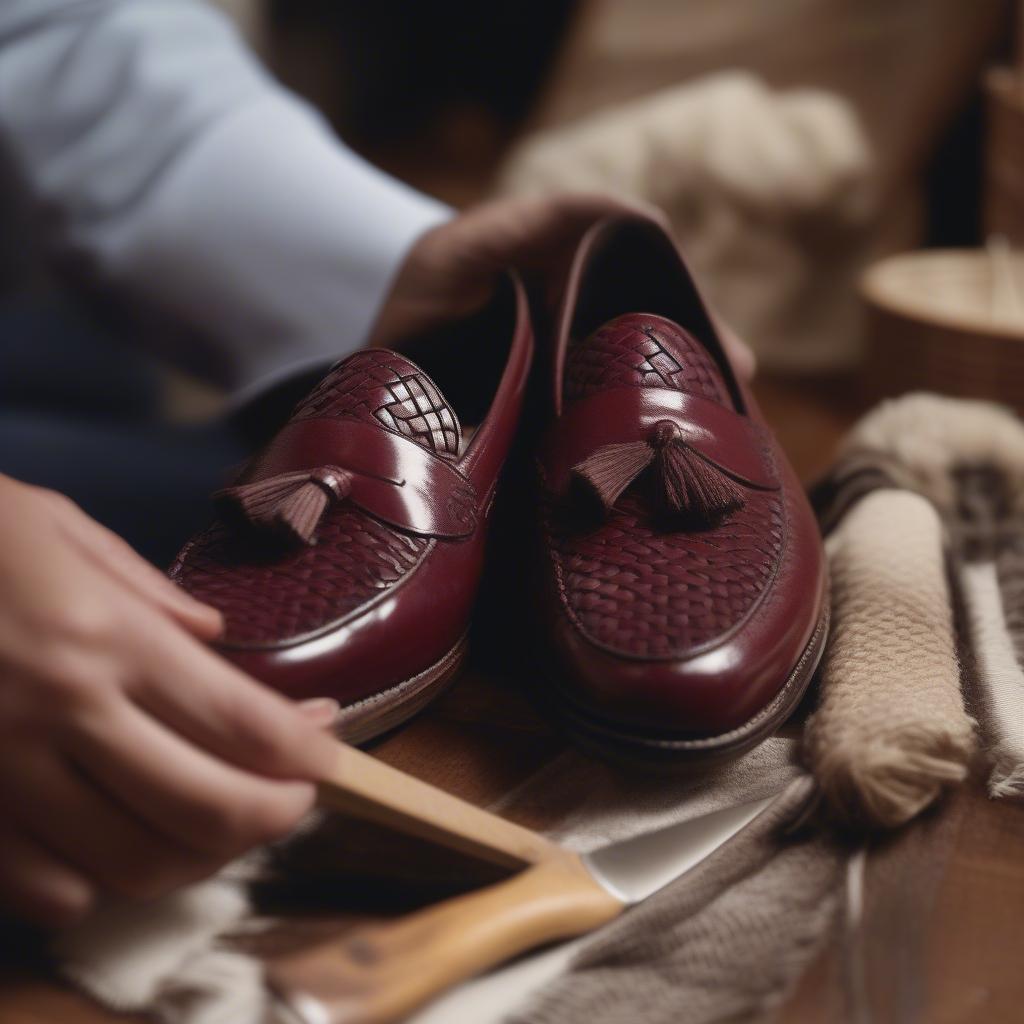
[0,829,94,929]
[533,192,670,232]
[68,698,316,861]
[454,194,644,299]
[125,612,336,781]
[53,497,223,640]
[728,337,757,380]
[297,698,341,729]
[7,748,219,902]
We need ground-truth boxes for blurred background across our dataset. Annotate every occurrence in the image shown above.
[246,0,1024,473]
[250,0,1013,376]
[3,0,1023,555]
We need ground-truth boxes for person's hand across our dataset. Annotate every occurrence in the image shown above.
[0,476,339,928]
[369,193,756,379]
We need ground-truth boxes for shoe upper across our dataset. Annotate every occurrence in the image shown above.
[172,351,461,648]
[544,313,786,661]
[170,280,532,704]
[535,217,827,737]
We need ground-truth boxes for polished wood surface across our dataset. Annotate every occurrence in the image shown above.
[779,776,1024,1024]
[1,374,1020,1023]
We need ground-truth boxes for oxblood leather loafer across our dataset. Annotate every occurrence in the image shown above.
[534,217,828,764]
[170,279,532,743]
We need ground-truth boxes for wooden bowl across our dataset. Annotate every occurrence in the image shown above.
[861,248,1024,412]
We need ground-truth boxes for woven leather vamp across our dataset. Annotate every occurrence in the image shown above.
[171,514,427,648]
[542,315,785,659]
[565,316,730,406]
[171,351,458,648]
[292,350,461,457]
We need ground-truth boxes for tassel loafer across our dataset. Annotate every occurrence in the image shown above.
[533,216,829,765]
[170,278,533,743]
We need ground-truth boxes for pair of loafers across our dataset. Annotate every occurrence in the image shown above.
[170,215,828,764]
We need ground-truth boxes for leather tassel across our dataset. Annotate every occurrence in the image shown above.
[572,440,656,510]
[571,419,743,521]
[659,443,743,520]
[227,472,313,520]
[216,466,352,544]
[273,481,332,544]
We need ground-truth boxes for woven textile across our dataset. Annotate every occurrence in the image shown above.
[510,779,843,1024]
[816,392,1024,804]
[804,489,976,826]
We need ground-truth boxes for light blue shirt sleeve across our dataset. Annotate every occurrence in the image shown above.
[0,0,452,402]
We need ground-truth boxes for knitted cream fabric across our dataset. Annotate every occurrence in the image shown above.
[840,392,1024,517]
[835,392,1024,799]
[805,489,976,827]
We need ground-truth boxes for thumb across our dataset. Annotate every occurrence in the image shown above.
[297,698,341,729]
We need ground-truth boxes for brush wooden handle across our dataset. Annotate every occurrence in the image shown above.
[316,739,561,870]
[267,853,623,1024]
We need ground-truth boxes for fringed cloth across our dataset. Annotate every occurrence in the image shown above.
[812,393,1024,811]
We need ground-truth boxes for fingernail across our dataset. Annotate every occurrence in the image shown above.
[298,697,341,727]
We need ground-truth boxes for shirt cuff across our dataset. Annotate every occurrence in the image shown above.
[94,91,452,405]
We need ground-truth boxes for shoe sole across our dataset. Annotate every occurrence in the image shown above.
[334,633,468,746]
[549,599,831,770]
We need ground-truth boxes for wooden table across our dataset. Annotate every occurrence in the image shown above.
[2,374,1021,1023]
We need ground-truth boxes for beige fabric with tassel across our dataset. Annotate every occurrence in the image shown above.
[805,488,977,827]
[814,392,1024,807]
[839,394,1024,518]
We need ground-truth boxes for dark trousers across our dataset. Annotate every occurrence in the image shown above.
[0,295,249,565]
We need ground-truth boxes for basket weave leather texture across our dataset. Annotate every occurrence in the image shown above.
[564,317,730,407]
[292,350,461,457]
[541,316,785,660]
[170,351,460,648]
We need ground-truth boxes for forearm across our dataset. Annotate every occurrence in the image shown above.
[0,0,450,398]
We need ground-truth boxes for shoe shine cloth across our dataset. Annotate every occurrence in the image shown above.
[55,740,829,1024]
[812,392,1024,811]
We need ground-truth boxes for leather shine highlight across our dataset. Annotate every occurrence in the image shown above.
[540,381,780,496]
[232,416,479,538]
